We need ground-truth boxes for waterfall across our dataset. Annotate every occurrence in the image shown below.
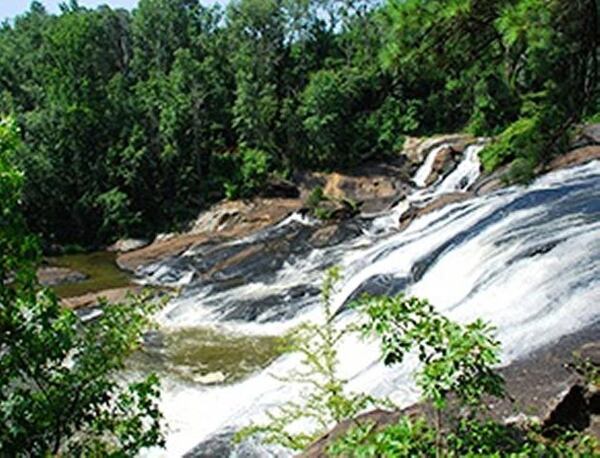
[412,144,447,187]
[142,153,600,457]
[435,143,484,193]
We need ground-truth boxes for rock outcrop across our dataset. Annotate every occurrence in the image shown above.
[297,160,412,216]
[398,192,473,231]
[61,285,144,309]
[37,266,87,286]
[424,145,465,186]
[402,134,473,168]
[571,123,600,149]
[546,145,600,172]
[107,238,149,253]
[117,198,302,272]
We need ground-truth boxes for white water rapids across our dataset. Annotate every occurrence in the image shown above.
[142,148,600,457]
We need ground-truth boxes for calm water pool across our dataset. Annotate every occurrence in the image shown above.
[47,251,132,297]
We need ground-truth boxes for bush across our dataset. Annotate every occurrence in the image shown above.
[479,115,542,173]
[307,186,325,210]
[328,293,599,457]
[236,268,386,451]
[331,417,600,457]
[328,417,436,457]
[220,147,271,200]
[96,187,141,239]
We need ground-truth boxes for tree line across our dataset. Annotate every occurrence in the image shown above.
[0,0,598,247]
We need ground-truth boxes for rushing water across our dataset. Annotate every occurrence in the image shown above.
[141,150,600,457]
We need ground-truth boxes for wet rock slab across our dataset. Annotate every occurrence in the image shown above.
[118,198,302,272]
[107,238,149,253]
[546,145,600,172]
[61,285,144,309]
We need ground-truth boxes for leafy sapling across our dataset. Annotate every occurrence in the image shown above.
[354,294,505,456]
[236,267,386,451]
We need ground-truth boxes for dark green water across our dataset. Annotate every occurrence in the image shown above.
[131,326,286,385]
[47,251,132,298]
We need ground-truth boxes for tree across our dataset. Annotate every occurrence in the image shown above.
[0,117,164,456]
[227,0,288,155]
[0,0,597,245]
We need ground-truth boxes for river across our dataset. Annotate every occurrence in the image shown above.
[128,147,600,456]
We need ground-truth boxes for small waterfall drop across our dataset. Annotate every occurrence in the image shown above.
[412,144,447,187]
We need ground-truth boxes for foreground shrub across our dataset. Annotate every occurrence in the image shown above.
[0,117,165,455]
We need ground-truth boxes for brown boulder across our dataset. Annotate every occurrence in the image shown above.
[37,266,87,286]
[309,225,339,248]
[297,158,411,215]
[322,172,397,203]
[314,198,359,221]
[471,164,511,195]
[107,238,149,253]
[546,145,600,172]
[117,198,302,272]
[257,177,300,199]
[424,146,463,186]
[61,286,144,309]
[402,134,472,166]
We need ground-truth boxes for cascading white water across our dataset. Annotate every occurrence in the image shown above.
[412,144,447,187]
[435,143,484,193]
[144,152,600,457]
[368,142,485,236]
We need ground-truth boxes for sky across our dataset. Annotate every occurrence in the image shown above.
[1,0,140,21]
[1,0,224,22]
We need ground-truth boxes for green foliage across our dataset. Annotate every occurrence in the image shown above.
[236,267,386,451]
[305,186,359,221]
[307,186,325,210]
[96,187,141,238]
[297,67,383,169]
[328,417,436,457]
[330,292,598,457]
[570,352,600,388]
[221,147,270,200]
[356,295,504,410]
[480,115,541,172]
[306,186,335,221]
[381,0,598,172]
[331,416,600,457]
[0,117,39,291]
[0,117,165,455]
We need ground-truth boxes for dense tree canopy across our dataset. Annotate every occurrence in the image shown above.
[0,0,598,246]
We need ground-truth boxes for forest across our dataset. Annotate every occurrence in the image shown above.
[0,0,598,248]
